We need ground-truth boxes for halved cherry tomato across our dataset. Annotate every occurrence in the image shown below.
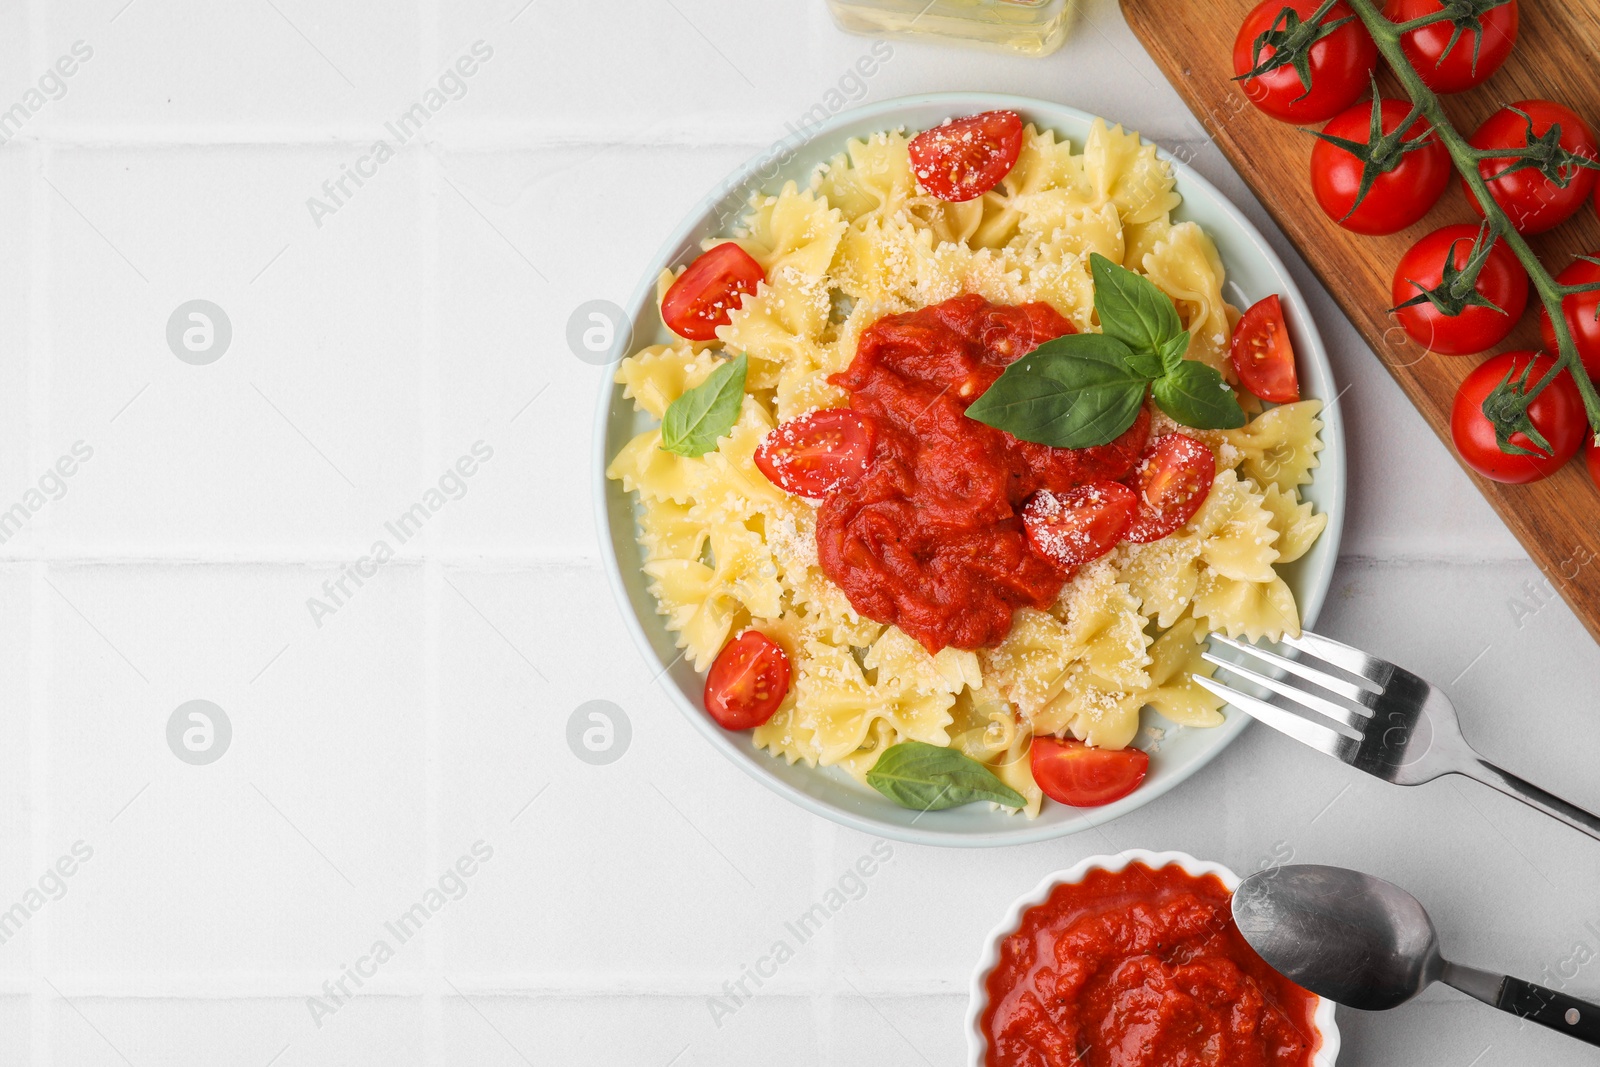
[908,110,1024,203]
[1391,224,1528,356]
[1588,440,1600,493]
[661,242,765,341]
[1450,351,1586,484]
[1022,482,1137,569]
[1538,255,1600,382]
[704,630,791,730]
[754,408,877,499]
[1232,0,1377,125]
[1122,434,1217,544]
[1230,295,1301,402]
[1310,99,1450,235]
[1466,100,1599,235]
[1029,737,1149,807]
[1386,0,1517,94]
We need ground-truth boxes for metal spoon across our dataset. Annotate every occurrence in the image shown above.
[1233,864,1600,1048]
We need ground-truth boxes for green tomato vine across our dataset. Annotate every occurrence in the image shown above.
[1245,0,1600,455]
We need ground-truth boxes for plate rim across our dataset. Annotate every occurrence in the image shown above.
[592,90,1347,848]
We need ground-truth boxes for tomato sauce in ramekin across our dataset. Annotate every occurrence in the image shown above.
[982,863,1319,1067]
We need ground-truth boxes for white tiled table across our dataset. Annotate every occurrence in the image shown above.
[4,1,1600,1063]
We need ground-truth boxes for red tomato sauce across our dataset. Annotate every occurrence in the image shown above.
[983,863,1320,1067]
[818,294,1149,652]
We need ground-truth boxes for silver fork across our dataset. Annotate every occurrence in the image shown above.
[1193,629,1600,842]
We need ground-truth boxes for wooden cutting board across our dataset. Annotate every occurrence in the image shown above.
[1121,0,1600,646]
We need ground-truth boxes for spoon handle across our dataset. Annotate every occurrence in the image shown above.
[1497,976,1600,1047]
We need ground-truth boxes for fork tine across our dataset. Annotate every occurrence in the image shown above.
[1193,675,1358,761]
[1208,632,1381,707]
[1279,630,1391,690]
[1201,652,1367,732]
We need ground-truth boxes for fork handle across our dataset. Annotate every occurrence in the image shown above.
[1459,759,1600,843]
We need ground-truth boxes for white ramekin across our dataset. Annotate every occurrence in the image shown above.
[966,849,1340,1067]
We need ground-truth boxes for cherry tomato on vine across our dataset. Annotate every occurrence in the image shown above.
[1451,351,1586,483]
[1385,0,1518,94]
[907,110,1025,203]
[1232,0,1378,125]
[1122,434,1216,544]
[1230,295,1301,402]
[1022,482,1137,569]
[661,242,765,341]
[1466,100,1600,235]
[1391,224,1528,355]
[1537,255,1600,382]
[1311,98,1450,234]
[754,408,877,499]
[703,630,791,730]
[1029,737,1149,807]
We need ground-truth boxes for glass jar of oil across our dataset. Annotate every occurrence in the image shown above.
[825,0,1075,57]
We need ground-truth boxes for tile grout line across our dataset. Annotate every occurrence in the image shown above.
[813,815,836,1065]
[28,0,53,1053]
[420,1,445,1062]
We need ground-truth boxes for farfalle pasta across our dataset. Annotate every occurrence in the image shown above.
[607,116,1328,816]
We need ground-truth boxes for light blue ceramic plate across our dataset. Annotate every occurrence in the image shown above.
[593,92,1346,847]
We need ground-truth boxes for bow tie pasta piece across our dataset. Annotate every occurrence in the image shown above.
[688,398,788,525]
[957,124,1090,251]
[1083,118,1181,227]
[1015,199,1124,261]
[1008,203,1126,330]
[614,341,721,420]
[984,565,1153,751]
[917,196,987,249]
[1138,616,1226,729]
[1139,221,1237,381]
[606,428,710,506]
[1112,533,1204,629]
[717,278,831,392]
[947,687,1042,816]
[811,130,919,226]
[1056,562,1153,692]
[1005,124,1090,199]
[1224,399,1325,493]
[787,634,959,765]
[1034,675,1146,750]
[1258,483,1328,564]
[737,183,846,283]
[982,608,1083,721]
[637,498,706,565]
[1191,470,1281,584]
[644,519,785,672]
[1192,569,1301,643]
[864,625,984,696]
[828,213,924,305]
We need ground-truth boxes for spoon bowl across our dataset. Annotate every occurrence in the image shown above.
[1234,863,1600,1048]
[1233,864,1444,1010]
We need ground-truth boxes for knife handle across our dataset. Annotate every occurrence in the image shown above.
[1498,976,1600,1047]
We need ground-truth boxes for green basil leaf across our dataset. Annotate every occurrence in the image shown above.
[1158,331,1191,377]
[660,353,747,457]
[965,333,1148,449]
[865,741,1025,811]
[1152,359,1247,431]
[1124,346,1165,380]
[1090,252,1183,358]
